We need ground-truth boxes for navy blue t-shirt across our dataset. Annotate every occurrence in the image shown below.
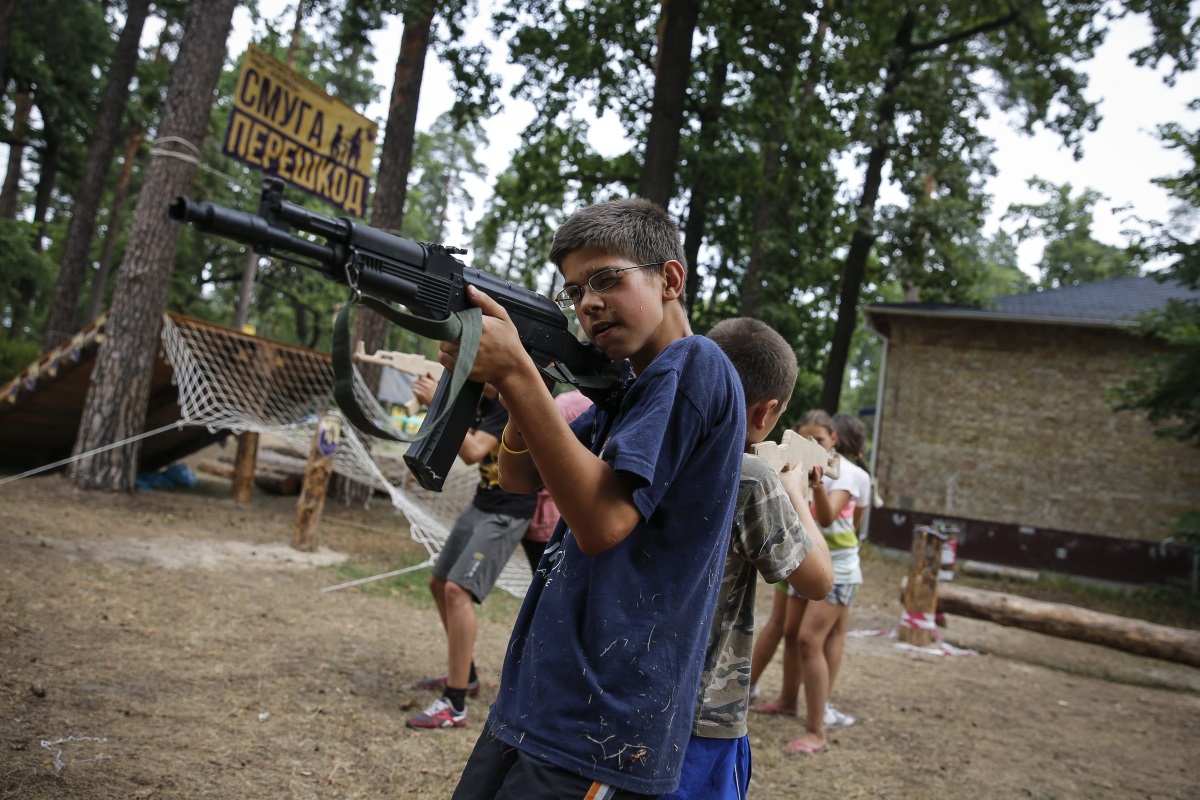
[484,335,746,795]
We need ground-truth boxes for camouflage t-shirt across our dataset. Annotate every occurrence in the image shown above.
[691,453,813,738]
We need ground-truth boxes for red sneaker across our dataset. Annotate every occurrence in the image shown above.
[406,697,468,729]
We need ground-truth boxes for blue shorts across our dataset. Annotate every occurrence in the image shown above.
[661,735,751,800]
[452,729,655,800]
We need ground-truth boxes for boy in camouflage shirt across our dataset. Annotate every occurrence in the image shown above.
[664,318,834,799]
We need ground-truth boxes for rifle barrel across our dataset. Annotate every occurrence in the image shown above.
[168,196,337,266]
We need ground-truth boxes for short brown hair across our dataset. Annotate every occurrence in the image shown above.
[549,197,688,304]
[708,317,797,405]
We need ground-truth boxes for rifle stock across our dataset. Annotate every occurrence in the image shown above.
[169,179,627,491]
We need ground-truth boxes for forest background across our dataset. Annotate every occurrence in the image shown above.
[1,0,1199,493]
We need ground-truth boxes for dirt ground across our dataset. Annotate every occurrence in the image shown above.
[2,468,1199,800]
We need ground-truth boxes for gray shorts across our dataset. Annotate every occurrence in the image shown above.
[432,504,531,603]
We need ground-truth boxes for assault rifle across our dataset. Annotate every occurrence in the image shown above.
[168,178,628,492]
[751,429,840,500]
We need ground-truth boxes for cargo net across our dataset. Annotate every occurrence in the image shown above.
[160,314,533,597]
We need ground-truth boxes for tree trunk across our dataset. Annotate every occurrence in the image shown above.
[87,131,143,323]
[9,123,57,340]
[681,46,728,318]
[89,29,174,325]
[232,250,258,330]
[353,0,436,393]
[636,0,700,207]
[0,0,16,95]
[293,413,340,552]
[70,0,239,492]
[819,11,914,413]
[44,0,152,353]
[30,127,59,253]
[739,70,795,318]
[731,2,831,319]
[0,88,31,219]
[228,0,307,330]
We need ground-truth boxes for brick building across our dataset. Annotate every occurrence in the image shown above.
[862,276,1200,584]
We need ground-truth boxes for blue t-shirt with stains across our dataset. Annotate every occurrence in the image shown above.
[485,335,746,795]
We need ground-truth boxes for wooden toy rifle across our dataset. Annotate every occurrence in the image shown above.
[352,342,443,416]
[751,429,840,499]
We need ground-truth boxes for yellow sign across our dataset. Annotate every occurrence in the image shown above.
[223,44,378,217]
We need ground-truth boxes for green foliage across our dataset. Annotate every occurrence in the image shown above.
[0,339,42,384]
[1114,110,1200,448]
[972,229,1036,300]
[1115,296,1200,446]
[1004,178,1139,289]
[408,113,490,243]
[7,0,1200,403]
[0,220,57,339]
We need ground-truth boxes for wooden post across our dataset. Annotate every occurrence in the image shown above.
[898,525,945,647]
[232,339,278,502]
[292,413,340,553]
[232,432,259,503]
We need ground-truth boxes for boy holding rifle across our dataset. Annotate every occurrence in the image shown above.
[441,198,746,799]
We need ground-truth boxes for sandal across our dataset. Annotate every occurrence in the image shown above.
[784,738,829,755]
[750,701,797,716]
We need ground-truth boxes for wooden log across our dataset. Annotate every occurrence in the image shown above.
[898,579,1200,668]
[232,431,259,503]
[195,459,301,495]
[899,526,944,647]
[292,413,340,552]
[261,471,301,496]
[251,449,309,474]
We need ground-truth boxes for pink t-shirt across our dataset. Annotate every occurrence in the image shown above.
[524,390,594,542]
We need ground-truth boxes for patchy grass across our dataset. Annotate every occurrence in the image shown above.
[330,551,525,623]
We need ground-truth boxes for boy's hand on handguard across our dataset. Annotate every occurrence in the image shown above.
[438,286,537,390]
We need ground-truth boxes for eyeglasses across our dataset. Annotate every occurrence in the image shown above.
[554,262,666,308]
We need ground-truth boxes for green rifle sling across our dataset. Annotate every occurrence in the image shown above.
[331,295,483,443]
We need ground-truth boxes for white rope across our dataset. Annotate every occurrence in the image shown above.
[0,421,185,487]
[320,559,435,593]
[149,136,257,193]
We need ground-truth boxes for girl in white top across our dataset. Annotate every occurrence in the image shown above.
[751,410,870,755]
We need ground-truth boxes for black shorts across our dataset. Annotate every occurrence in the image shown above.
[452,728,658,800]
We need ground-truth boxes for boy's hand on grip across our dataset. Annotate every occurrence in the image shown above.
[438,286,531,388]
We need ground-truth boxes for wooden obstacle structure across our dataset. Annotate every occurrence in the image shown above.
[918,580,1200,668]
[896,523,1200,667]
[898,526,946,647]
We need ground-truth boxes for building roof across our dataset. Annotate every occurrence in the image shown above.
[865,275,1199,331]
